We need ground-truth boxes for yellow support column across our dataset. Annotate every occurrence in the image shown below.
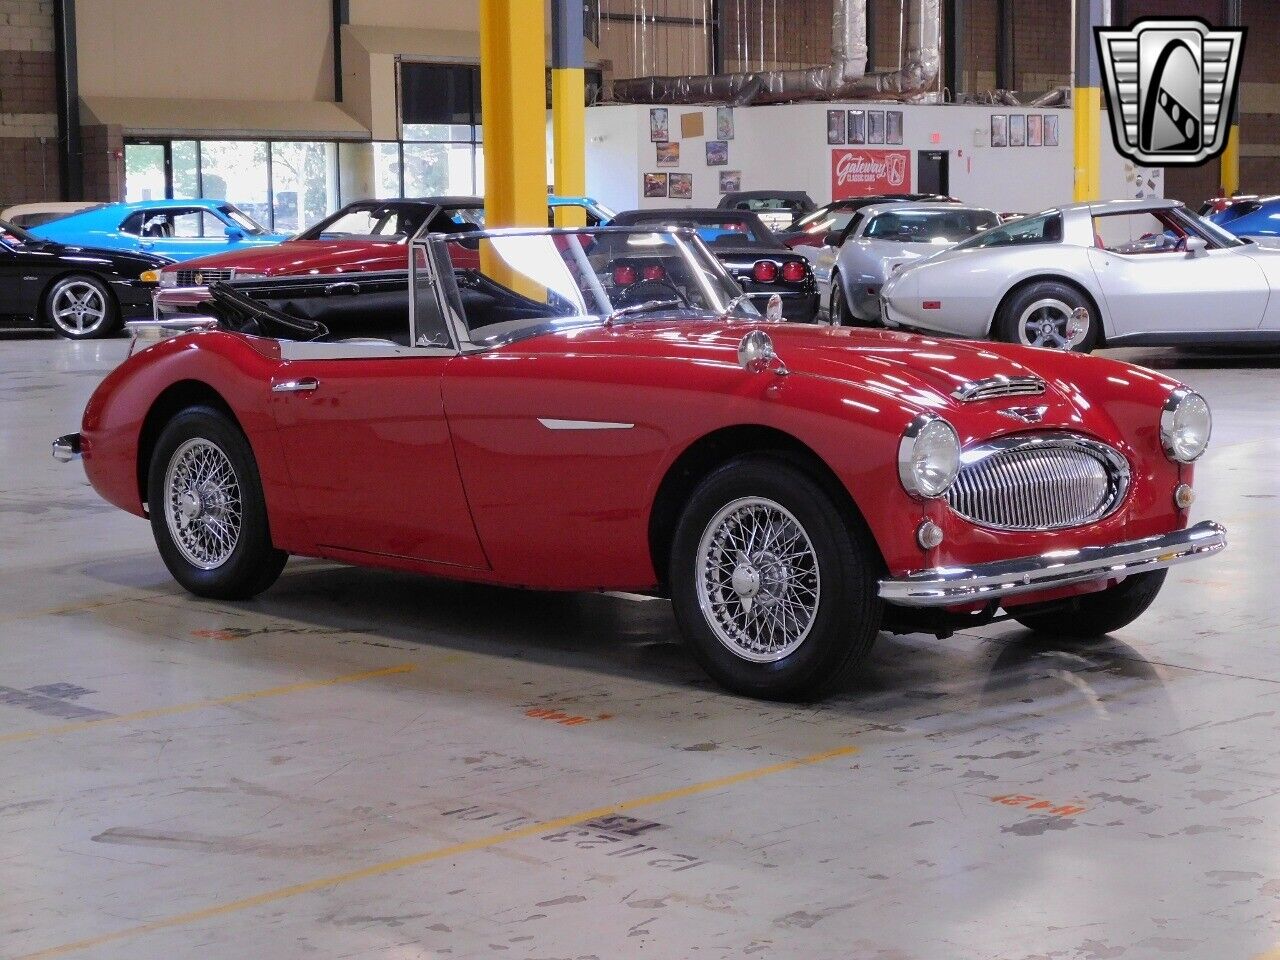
[1072,0,1105,202]
[479,0,548,229]
[551,0,586,227]
[1222,124,1241,196]
[552,69,587,226]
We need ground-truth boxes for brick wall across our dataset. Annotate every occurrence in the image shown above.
[80,123,123,201]
[0,0,60,206]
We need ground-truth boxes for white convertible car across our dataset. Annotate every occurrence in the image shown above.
[811,202,999,325]
[880,198,1280,351]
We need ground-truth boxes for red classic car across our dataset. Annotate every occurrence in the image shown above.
[54,225,1226,701]
[153,197,486,314]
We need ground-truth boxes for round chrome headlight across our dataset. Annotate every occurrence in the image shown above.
[157,271,177,288]
[1160,389,1212,463]
[898,415,961,498]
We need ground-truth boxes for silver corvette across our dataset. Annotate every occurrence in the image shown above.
[881,197,1280,351]
[811,203,999,325]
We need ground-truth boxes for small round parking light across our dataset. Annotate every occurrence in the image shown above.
[752,260,779,283]
[1174,483,1196,510]
[916,520,945,550]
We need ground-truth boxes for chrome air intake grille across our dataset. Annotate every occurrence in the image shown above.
[175,267,236,287]
[952,375,1046,402]
[946,433,1130,531]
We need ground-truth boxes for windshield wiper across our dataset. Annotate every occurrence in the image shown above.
[605,299,682,325]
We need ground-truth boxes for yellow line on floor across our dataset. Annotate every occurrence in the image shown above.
[15,744,857,960]
[0,663,415,745]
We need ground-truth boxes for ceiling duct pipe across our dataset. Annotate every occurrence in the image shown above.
[611,0,940,105]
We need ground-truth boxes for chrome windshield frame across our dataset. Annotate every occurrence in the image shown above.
[409,223,754,352]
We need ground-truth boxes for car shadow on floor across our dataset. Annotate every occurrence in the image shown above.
[76,554,1172,725]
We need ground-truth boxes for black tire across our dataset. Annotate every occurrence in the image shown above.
[669,456,882,701]
[147,406,287,600]
[1014,570,1167,638]
[44,274,119,340]
[829,273,853,327]
[994,280,1099,353]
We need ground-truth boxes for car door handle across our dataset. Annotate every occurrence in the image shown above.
[272,377,320,393]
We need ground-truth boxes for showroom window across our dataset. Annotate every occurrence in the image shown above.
[398,61,484,197]
[124,139,342,233]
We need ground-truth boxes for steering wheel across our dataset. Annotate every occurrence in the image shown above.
[611,278,690,310]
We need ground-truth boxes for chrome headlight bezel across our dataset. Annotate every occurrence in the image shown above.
[1160,388,1212,463]
[898,414,961,499]
[157,272,177,288]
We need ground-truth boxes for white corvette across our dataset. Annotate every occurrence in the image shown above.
[880,197,1280,351]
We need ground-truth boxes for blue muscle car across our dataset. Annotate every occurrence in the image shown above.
[28,198,289,262]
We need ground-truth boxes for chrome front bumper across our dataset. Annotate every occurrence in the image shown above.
[878,520,1226,608]
[52,433,82,462]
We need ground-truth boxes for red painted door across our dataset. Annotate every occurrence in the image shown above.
[269,356,488,569]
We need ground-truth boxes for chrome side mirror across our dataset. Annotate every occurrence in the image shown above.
[738,329,788,376]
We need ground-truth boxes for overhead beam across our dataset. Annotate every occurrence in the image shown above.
[479,0,549,228]
[332,0,349,102]
[52,0,81,201]
[995,0,1014,90]
[944,0,966,98]
[551,0,586,225]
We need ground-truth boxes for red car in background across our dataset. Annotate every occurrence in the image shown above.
[155,197,485,314]
[58,225,1225,701]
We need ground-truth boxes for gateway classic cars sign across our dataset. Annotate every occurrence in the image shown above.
[831,149,911,198]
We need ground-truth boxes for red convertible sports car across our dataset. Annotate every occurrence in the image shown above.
[54,225,1226,700]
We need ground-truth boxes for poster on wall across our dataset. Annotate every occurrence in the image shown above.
[656,142,680,166]
[1027,114,1043,147]
[990,115,1008,147]
[717,107,735,140]
[649,108,669,142]
[831,148,911,199]
[706,140,729,165]
[719,170,742,193]
[886,111,904,145]
[669,172,694,199]
[1044,113,1060,146]
[867,110,886,144]
[1009,114,1027,147]
[847,110,866,144]
[826,110,847,145]
[644,172,669,197]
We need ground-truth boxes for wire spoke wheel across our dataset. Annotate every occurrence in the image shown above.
[1017,297,1087,350]
[695,496,821,663]
[163,438,243,570]
[50,280,108,335]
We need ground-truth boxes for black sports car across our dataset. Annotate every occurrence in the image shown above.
[609,208,820,324]
[0,218,170,339]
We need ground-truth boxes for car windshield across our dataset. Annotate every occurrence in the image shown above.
[792,207,860,235]
[618,213,774,248]
[220,205,270,236]
[300,203,484,242]
[0,218,35,247]
[422,227,757,348]
[864,209,999,243]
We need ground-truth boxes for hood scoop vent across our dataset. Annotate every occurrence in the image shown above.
[952,374,1047,403]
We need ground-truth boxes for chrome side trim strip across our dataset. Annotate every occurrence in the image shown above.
[537,418,635,431]
[878,520,1226,607]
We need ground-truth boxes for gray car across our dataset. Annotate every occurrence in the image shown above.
[813,203,999,325]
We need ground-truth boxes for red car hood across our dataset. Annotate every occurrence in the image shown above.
[164,239,411,275]
[512,320,1174,441]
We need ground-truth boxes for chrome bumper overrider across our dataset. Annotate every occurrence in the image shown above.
[51,433,82,462]
[878,520,1227,607]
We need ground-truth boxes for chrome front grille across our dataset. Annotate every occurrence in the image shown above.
[952,375,1046,402]
[946,433,1130,531]
[175,267,236,287]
